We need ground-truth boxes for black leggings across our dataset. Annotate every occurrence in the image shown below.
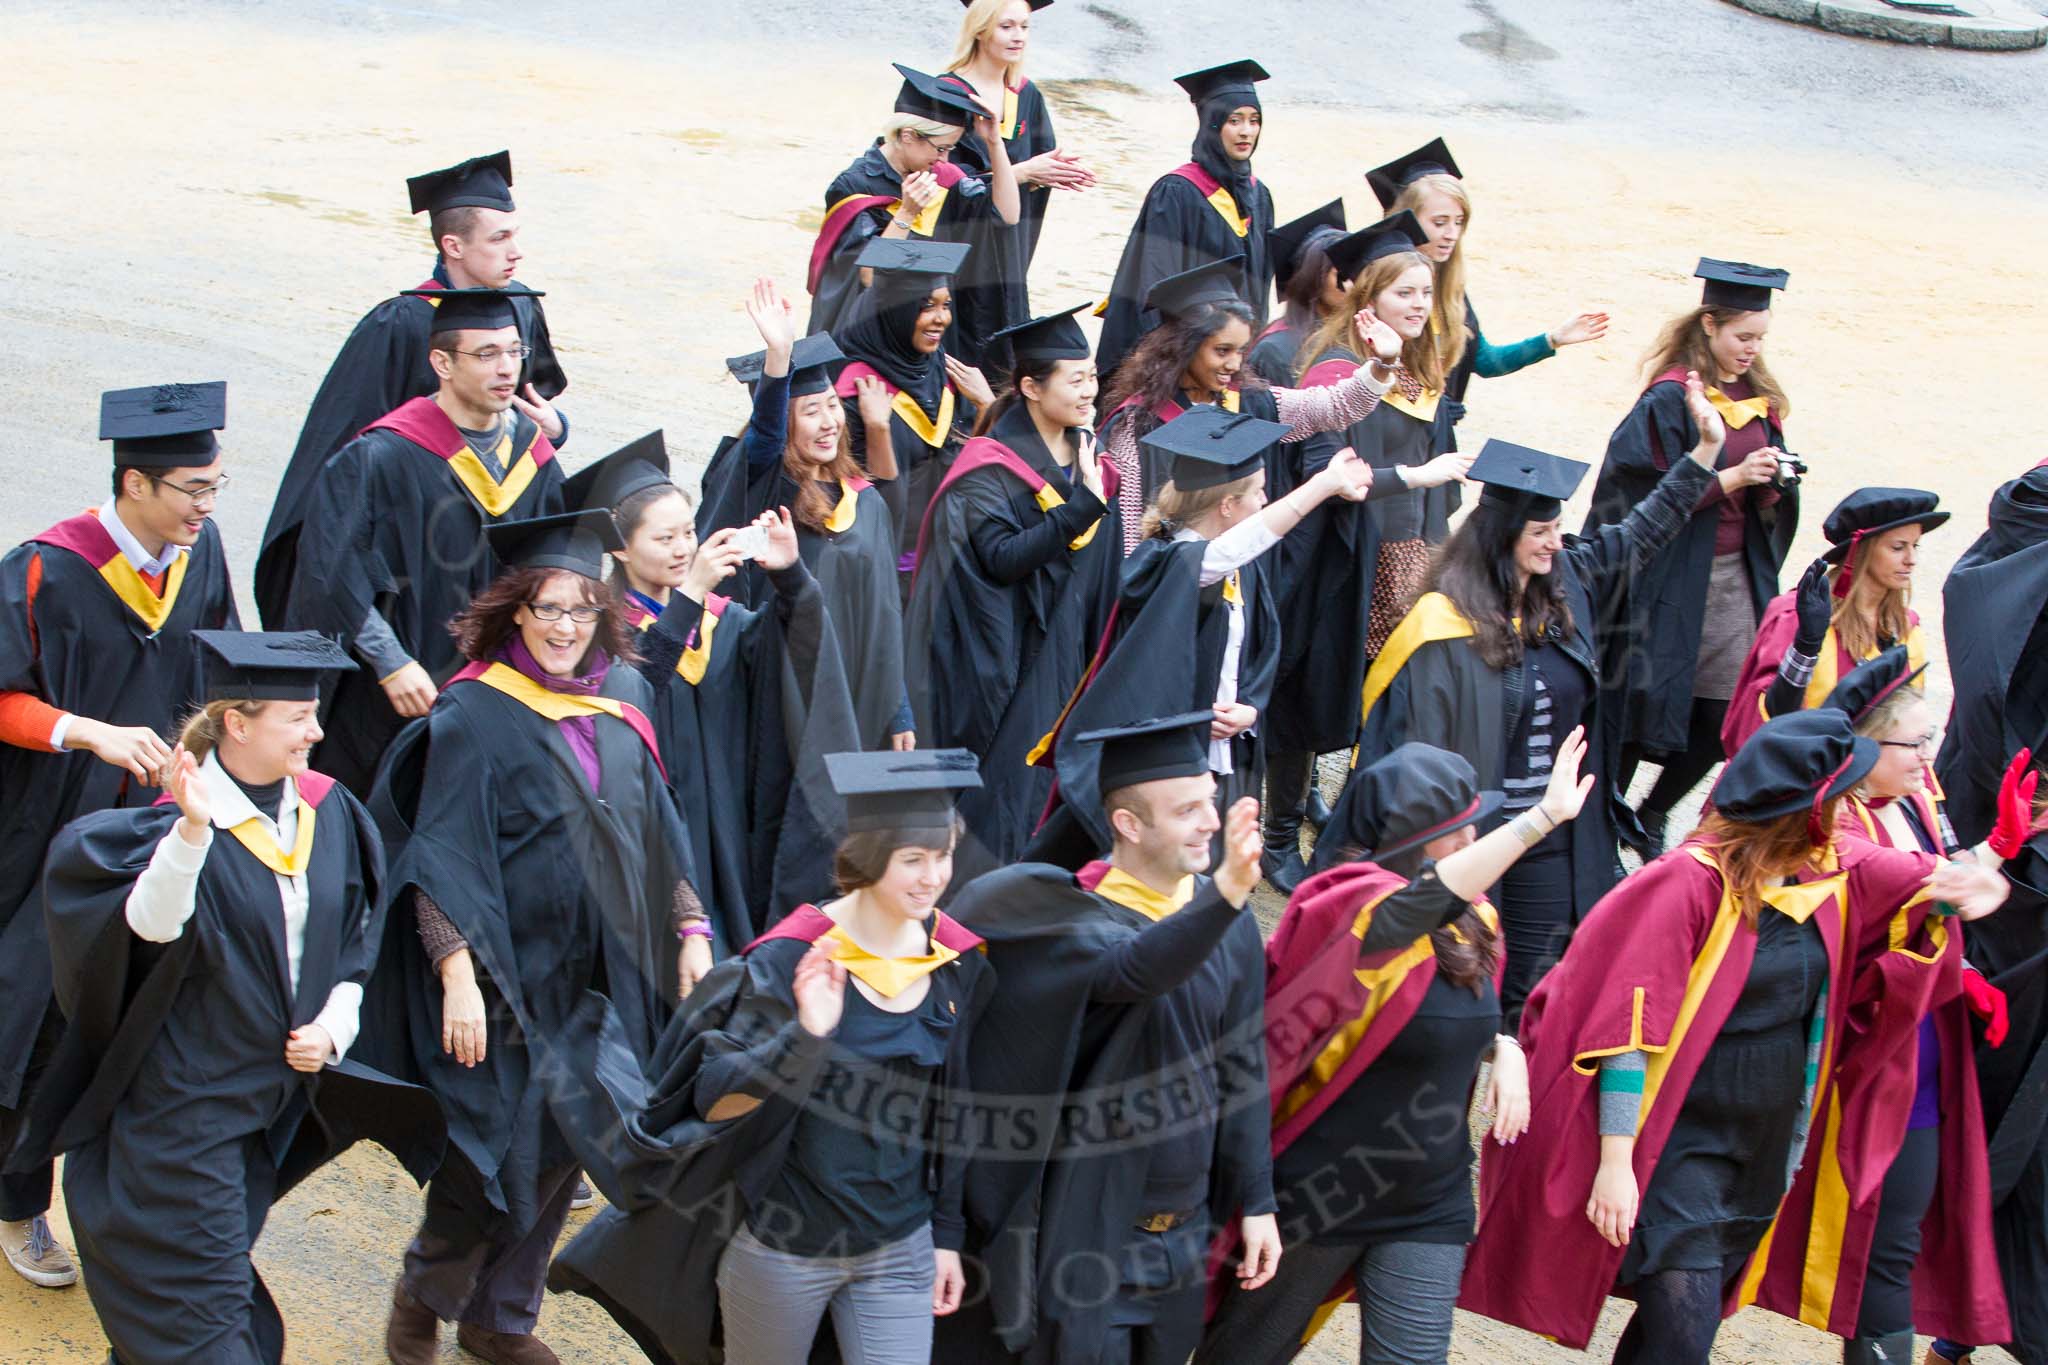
[1621,697,1730,818]
[1611,1266,1727,1365]
[1857,1124,1940,1337]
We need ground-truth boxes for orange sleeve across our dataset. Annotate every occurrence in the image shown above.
[0,691,66,751]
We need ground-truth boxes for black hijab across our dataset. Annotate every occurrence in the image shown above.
[1192,90,1261,210]
[835,268,950,419]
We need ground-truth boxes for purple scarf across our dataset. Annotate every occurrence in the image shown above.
[502,635,610,791]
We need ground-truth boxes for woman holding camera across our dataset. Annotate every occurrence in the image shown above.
[1583,259,1798,854]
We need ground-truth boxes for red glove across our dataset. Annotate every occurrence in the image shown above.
[1991,748,2040,860]
[1961,967,2009,1048]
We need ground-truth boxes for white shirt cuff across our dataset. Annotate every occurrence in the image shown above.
[310,981,364,1063]
[48,713,74,753]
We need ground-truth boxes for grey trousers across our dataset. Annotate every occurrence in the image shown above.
[716,1222,935,1365]
[1195,1238,1468,1365]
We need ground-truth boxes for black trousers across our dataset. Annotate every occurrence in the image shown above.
[1620,698,1730,819]
[1856,1124,1940,1337]
[1498,840,1575,1030]
[0,1003,62,1222]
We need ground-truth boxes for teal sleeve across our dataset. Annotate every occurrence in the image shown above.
[1471,323,1556,380]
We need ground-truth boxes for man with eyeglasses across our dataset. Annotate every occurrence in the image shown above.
[256,150,569,628]
[282,289,565,796]
[0,381,241,1292]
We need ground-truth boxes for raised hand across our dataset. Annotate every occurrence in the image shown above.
[946,356,995,409]
[1989,747,2039,860]
[755,507,801,572]
[683,527,748,599]
[1549,311,1610,348]
[1792,557,1834,652]
[793,943,847,1038]
[1682,369,1726,458]
[1538,726,1597,828]
[165,744,210,837]
[854,374,895,431]
[1212,795,1264,908]
[1353,305,1402,363]
[1411,450,1476,490]
[1074,428,1105,498]
[510,383,565,442]
[744,276,796,361]
[900,171,942,217]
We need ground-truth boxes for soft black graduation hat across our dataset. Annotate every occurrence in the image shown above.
[407,151,515,216]
[195,630,356,703]
[1173,60,1269,108]
[565,432,672,515]
[1268,199,1347,286]
[1325,210,1429,283]
[1143,257,1245,321]
[1820,487,1949,565]
[856,237,973,280]
[1469,438,1590,523]
[485,510,625,580]
[401,286,532,335]
[1141,405,1287,492]
[987,304,1093,366]
[1340,742,1505,863]
[1710,708,1877,823]
[727,333,849,399]
[893,63,990,127]
[100,382,227,469]
[825,748,982,832]
[1695,258,1789,313]
[1365,137,1461,210]
[1081,712,1215,795]
[1819,645,1927,729]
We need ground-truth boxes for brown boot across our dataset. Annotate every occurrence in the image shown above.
[456,1321,562,1365]
[384,1281,438,1365]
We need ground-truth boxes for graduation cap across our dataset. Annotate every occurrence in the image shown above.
[1268,199,1347,287]
[1710,708,1877,824]
[1695,258,1789,313]
[565,432,673,515]
[1469,439,1589,523]
[856,236,973,280]
[1173,59,1269,107]
[1143,257,1245,322]
[1820,645,1928,729]
[485,510,625,580]
[1821,487,1949,564]
[1141,405,1287,492]
[893,63,990,127]
[825,749,982,832]
[1365,137,1461,210]
[195,630,356,703]
[988,304,1093,367]
[1340,742,1504,863]
[407,151,515,216]
[99,382,227,468]
[727,332,849,399]
[1325,210,1429,284]
[1078,711,1215,795]
[401,287,532,335]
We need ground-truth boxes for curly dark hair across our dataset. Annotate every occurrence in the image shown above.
[447,566,641,668]
[1099,300,1263,442]
[1423,498,1573,671]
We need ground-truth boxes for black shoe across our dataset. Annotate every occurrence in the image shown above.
[1261,812,1304,883]
[1304,784,1333,834]
[1266,850,1311,898]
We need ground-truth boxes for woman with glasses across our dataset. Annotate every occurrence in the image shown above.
[370,510,706,1365]
[806,63,1020,345]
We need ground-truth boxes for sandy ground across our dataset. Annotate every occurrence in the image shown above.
[4,3,2047,1360]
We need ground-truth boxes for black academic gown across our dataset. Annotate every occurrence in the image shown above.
[18,782,442,1365]
[1036,538,1280,862]
[283,398,565,794]
[546,912,994,1365]
[1583,375,1796,757]
[1096,166,1275,383]
[1243,318,1304,390]
[933,864,1272,1365]
[806,144,996,341]
[361,663,690,1231]
[256,267,566,627]
[904,406,1123,871]
[626,566,858,936]
[938,74,1059,369]
[1344,458,1716,915]
[1936,465,2048,847]
[0,514,238,1111]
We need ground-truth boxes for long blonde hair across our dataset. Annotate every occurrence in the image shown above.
[1640,306,1791,418]
[1138,472,1262,542]
[948,0,1027,86]
[176,699,267,763]
[1830,557,1913,663]
[1296,252,1449,392]
[1392,172,1472,376]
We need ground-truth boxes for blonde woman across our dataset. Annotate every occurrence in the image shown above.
[805,62,1020,337]
[938,0,1094,366]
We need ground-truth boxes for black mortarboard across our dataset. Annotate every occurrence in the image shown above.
[727,333,849,399]
[403,287,529,335]
[195,630,356,703]
[825,749,982,832]
[1140,405,1287,492]
[1710,709,1877,823]
[1820,645,1928,729]
[485,510,625,579]
[1324,210,1429,283]
[1821,487,1949,565]
[1340,742,1505,863]
[1365,137,1462,210]
[1173,60,1269,107]
[1080,711,1215,795]
[1469,439,1589,522]
[892,63,990,127]
[565,432,673,515]
[856,236,973,280]
[99,382,227,468]
[1143,257,1245,321]
[407,151,515,216]
[987,304,1093,366]
[1695,258,1789,313]
[1268,199,1347,286]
